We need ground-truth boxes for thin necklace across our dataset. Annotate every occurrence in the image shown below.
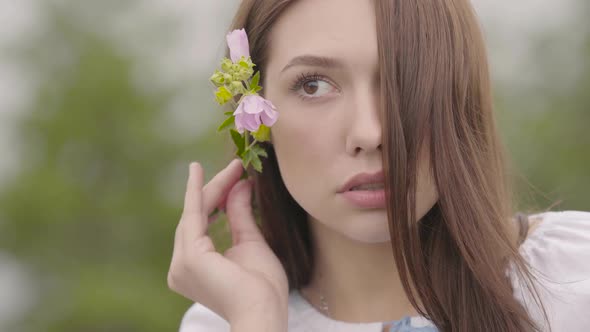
[318,290,330,315]
[308,272,331,316]
[317,271,331,316]
[310,284,429,326]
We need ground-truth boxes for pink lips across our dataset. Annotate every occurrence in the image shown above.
[338,170,386,209]
[340,189,386,208]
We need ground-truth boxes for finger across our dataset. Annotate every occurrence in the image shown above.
[203,158,243,215]
[181,162,205,241]
[225,179,264,245]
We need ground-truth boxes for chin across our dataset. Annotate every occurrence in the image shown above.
[338,211,391,243]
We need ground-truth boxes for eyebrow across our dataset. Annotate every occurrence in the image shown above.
[280,55,346,76]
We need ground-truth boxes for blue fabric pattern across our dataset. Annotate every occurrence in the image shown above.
[386,316,438,332]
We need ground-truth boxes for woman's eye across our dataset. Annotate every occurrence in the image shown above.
[302,80,332,97]
[289,73,338,101]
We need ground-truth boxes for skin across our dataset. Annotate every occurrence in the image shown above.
[168,160,290,329]
[168,0,540,327]
[262,0,439,322]
[261,0,542,322]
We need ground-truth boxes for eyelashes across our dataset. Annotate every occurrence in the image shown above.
[288,71,338,101]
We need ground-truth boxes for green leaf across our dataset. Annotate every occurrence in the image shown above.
[250,71,260,90]
[249,151,262,172]
[241,148,253,169]
[224,111,234,116]
[238,148,263,172]
[230,129,245,156]
[251,145,268,158]
[252,124,270,142]
[217,115,235,132]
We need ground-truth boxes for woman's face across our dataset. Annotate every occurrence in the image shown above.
[263,0,438,243]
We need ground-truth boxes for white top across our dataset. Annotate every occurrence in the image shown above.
[178,210,590,331]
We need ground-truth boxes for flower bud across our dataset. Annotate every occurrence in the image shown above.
[221,58,233,72]
[238,57,255,70]
[237,68,254,81]
[215,86,233,105]
[233,68,253,82]
[209,70,226,86]
[226,29,250,63]
[228,81,245,96]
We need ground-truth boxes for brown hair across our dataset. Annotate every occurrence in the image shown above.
[225,0,548,331]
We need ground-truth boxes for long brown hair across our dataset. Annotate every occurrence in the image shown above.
[225,0,547,331]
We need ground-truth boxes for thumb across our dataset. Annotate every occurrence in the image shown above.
[225,179,264,245]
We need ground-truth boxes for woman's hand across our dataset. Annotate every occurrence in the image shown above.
[167,159,289,324]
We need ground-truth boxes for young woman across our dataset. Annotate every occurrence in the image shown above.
[167,0,590,331]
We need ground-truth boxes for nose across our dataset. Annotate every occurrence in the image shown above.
[344,83,383,156]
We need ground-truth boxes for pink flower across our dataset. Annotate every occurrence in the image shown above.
[226,28,250,63]
[233,95,279,134]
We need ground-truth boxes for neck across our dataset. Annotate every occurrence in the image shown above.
[299,216,419,323]
[299,212,536,323]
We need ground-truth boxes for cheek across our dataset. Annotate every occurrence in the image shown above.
[270,108,337,210]
[272,106,337,171]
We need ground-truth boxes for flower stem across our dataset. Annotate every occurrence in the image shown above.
[247,138,258,150]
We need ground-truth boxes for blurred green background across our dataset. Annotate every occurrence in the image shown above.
[0,1,587,331]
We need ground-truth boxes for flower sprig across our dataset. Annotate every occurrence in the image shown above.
[209,28,278,173]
